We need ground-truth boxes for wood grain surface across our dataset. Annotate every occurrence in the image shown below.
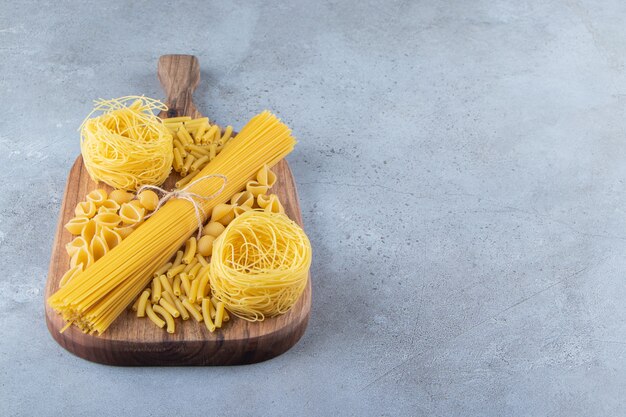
[44,54,311,366]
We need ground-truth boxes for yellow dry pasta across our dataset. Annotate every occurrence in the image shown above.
[64,216,90,235]
[60,264,83,288]
[231,191,254,208]
[182,297,203,322]
[49,111,295,334]
[210,203,235,226]
[174,298,190,320]
[158,274,174,296]
[138,190,159,211]
[214,302,225,328]
[202,221,225,238]
[93,213,121,228]
[197,235,214,257]
[75,201,97,218]
[151,277,162,303]
[137,289,151,317]
[90,235,108,261]
[145,303,165,328]
[158,298,180,319]
[153,262,172,278]
[98,227,122,250]
[202,298,216,332]
[119,203,145,224]
[66,237,87,257]
[109,189,134,205]
[80,97,173,190]
[173,276,182,296]
[182,237,197,264]
[167,264,186,279]
[80,220,97,243]
[210,211,311,321]
[70,245,93,269]
[86,189,108,206]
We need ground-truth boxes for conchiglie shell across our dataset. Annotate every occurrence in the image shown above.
[256,194,271,209]
[109,189,134,205]
[233,205,251,217]
[263,195,284,214]
[66,236,87,257]
[98,199,121,214]
[202,221,225,238]
[64,216,90,235]
[119,203,145,224]
[70,246,93,269]
[93,212,122,228]
[99,226,122,250]
[115,224,137,239]
[80,219,97,244]
[231,191,254,208]
[246,181,269,197]
[74,201,97,218]
[211,203,235,226]
[90,235,108,261]
[138,190,159,211]
[256,165,277,188]
[86,189,108,206]
[59,264,83,288]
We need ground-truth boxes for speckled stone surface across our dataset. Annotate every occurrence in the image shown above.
[2,0,626,415]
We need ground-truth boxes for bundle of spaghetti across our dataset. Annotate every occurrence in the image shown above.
[49,111,296,334]
[80,96,173,190]
[210,211,312,321]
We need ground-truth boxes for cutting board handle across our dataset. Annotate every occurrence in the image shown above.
[158,54,200,118]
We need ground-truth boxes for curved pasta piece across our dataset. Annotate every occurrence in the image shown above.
[263,194,284,214]
[64,216,90,235]
[119,202,145,224]
[93,212,122,228]
[231,191,254,208]
[202,221,225,238]
[74,201,97,218]
[233,205,251,217]
[98,226,122,250]
[210,203,235,226]
[246,180,269,197]
[59,264,84,288]
[256,194,270,209]
[80,219,97,244]
[90,235,108,261]
[97,199,120,214]
[66,236,87,257]
[86,189,108,207]
[109,189,134,205]
[138,190,159,211]
[256,165,277,188]
[120,203,146,224]
[114,224,136,239]
[70,246,93,269]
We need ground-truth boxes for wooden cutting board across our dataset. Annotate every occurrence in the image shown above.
[44,55,311,366]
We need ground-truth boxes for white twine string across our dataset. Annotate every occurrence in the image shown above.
[137,174,227,239]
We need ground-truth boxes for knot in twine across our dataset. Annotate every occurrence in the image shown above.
[137,174,227,239]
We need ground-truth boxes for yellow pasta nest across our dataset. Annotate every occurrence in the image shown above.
[210,211,312,321]
[80,96,173,190]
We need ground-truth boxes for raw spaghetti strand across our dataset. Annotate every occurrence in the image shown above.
[80,96,173,190]
[209,211,312,321]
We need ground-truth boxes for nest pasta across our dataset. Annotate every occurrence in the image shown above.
[80,96,173,190]
[210,211,312,321]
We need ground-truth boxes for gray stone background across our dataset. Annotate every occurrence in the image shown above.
[2,0,626,415]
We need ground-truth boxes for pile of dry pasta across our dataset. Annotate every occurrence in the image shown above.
[49,97,312,336]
